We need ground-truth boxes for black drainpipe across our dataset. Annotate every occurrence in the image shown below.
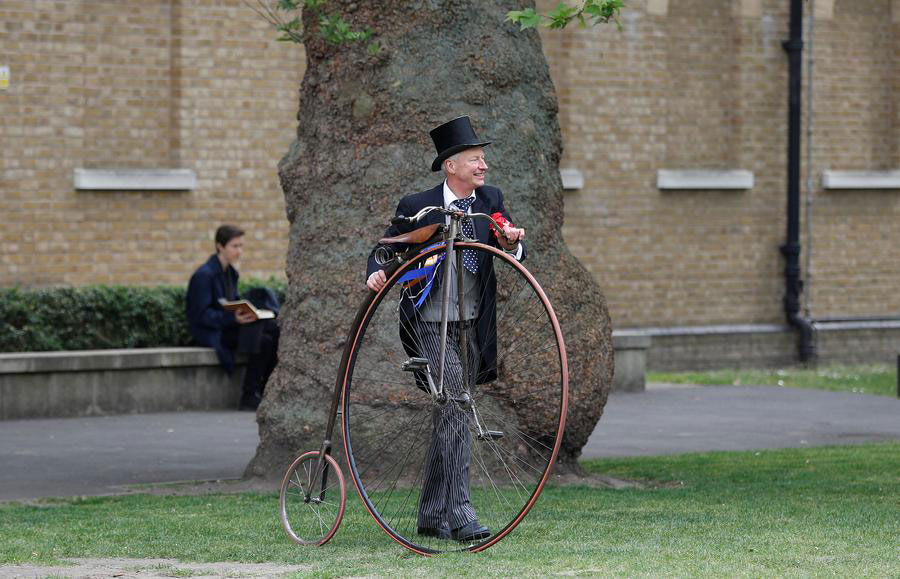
[781,0,816,363]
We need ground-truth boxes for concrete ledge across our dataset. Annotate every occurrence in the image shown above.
[560,168,584,190]
[2,335,652,418]
[0,348,244,420]
[822,170,900,190]
[73,168,196,191]
[0,347,221,374]
[657,169,753,190]
[611,332,652,393]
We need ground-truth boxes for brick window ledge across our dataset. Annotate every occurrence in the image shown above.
[74,168,196,191]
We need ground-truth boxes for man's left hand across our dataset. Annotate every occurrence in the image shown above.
[498,225,525,250]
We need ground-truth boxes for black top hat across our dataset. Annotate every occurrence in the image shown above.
[429,116,491,172]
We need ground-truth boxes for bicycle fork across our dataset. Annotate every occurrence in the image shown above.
[436,218,458,400]
[402,215,502,439]
[305,440,332,504]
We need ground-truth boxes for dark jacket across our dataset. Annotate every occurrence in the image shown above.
[367,183,527,384]
[186,255,239,373]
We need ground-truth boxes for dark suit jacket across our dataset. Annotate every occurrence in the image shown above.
[186,255,239,373]
[367,183,527,384]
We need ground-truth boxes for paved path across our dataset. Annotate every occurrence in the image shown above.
[582,384,900,458]
[0,412,258,501]
[1,385,898,501]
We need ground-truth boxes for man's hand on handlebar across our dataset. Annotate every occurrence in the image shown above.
[367,270,387,292]
[498,224,525,251]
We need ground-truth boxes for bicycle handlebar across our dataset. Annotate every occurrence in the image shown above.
[390,215,415,226]
[393,206,517,244]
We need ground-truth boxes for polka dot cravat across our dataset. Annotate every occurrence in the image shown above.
[451,196,478,273]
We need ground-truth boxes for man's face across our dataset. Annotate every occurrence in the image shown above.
[447,147,488,191]
[217,236,244,265]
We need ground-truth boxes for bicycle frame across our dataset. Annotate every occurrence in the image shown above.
[304,207,510,501]
[279,204,567,555]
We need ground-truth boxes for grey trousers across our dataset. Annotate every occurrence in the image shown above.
[415,320,479,530]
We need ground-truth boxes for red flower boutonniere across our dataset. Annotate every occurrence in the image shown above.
[490,212,514,239]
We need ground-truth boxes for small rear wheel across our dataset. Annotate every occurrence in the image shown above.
[279,450,346,546]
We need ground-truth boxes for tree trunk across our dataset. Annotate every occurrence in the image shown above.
[246,0,613,479]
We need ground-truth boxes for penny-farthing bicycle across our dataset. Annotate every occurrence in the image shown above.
[279,206,568,555]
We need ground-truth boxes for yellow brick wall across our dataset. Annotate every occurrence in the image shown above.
[803,0,900,318]
[539,0,900,327]
[0,0,302,286]
[2,0,898,330]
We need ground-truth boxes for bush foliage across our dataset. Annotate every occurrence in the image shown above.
[0,279,287,353]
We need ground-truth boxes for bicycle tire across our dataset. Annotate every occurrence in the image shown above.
[341,242,567,555]
[279,450,346,546]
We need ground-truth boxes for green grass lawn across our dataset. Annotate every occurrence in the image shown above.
[2,443,898,577]
[648,363,898,397]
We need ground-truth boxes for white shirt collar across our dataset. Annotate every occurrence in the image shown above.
[443,180,476,210]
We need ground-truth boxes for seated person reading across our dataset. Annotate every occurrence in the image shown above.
[186,224,279,411]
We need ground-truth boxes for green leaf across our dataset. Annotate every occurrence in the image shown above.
[549,2,578,19]
[278,17,301,31]
[318,13,357,44]
[505,7,541,30]
[547,2,578,29]
[584,0,625,25]
[276,0,299,10]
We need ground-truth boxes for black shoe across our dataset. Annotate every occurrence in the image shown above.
[238,393,261,411]
[417,525,451,540]
[451,520,491,542]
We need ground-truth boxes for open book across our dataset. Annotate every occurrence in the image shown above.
[218,298,275,321]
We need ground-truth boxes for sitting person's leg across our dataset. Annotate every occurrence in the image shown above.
[238,320,279,409]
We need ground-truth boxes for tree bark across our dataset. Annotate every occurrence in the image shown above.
[246,0,613,478]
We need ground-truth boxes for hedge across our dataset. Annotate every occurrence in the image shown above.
[0,279,287,353]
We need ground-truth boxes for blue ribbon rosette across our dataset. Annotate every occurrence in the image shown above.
[396,243,446,308]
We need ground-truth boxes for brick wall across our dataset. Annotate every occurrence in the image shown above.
[804,0,900,319]
[2,0,898,335]
[539,0,900,328]
[0,0,302,286]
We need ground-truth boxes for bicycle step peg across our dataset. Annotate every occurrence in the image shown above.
[401,357,430,372]
[477,430,505,441]
[449,391,473,409]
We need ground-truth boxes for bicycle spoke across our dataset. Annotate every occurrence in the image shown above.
[476,405,557,464]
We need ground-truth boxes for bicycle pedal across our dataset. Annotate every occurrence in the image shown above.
[402,357,430,372]
[477,430,504,441]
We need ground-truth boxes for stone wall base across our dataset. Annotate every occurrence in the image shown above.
[0,348,245,420]
[3,324,896,420]
[621,321,900,372]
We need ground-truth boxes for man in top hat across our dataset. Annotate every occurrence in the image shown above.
[366,116,526,542]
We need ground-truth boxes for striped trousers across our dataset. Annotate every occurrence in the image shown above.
[415,320,479,530]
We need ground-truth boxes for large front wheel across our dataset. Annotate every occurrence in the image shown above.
[341,242,567,555]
